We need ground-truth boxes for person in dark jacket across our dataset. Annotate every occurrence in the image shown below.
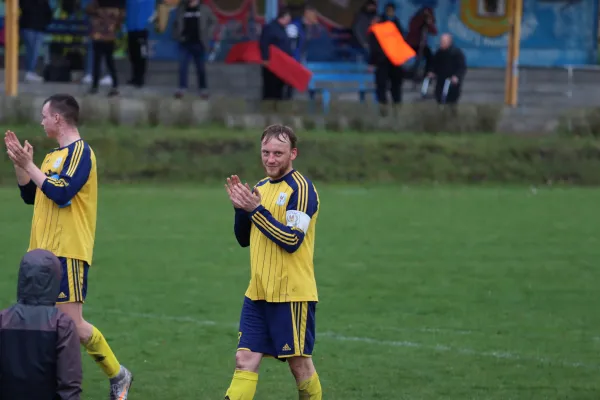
[427,33,467,104]
[0,249,82,400]
[283,5,318,99]
[259,8,292,100]
[172,0,217,99]
[379,2,405,36]
[19,0,53,82]
[126,0,156,88]
[351,0,377,60]
[368,15,404,115]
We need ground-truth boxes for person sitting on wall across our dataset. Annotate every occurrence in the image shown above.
[427,33,466,106]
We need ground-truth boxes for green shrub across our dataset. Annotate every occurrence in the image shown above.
[2,126,600,185]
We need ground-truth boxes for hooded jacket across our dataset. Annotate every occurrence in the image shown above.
[352,0,377,50]
[0,249,82,400]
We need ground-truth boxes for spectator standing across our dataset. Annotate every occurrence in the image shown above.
[284,5,318,99]
[259,8,292,101]
[172,0,218,99]
[86,0,125,96]
[126,0,156,88]
[351,0,377,61]
[81,0,113,87]
[368,15,404,115]
[406,6,437,84]
[0,249,82,400]
[379,2,405,36]
[19,0,53,82]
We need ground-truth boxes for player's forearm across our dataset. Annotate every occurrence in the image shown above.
[23,163,71,206]
[250,206,305,253]
[23,163,48,188]
[15,164,36,204]
[14,164,31,186]
[234,208,251,247]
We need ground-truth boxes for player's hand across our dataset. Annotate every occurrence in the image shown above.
[232,182,261,212]
[4,130,19,158]
[225,175,244,209]
[24,140,34,158]
[5,131,33,169]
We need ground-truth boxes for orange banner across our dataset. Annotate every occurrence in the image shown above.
[370,21,416,66]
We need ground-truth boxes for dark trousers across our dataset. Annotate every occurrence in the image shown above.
[178,42,206,90]
[92,40,118,89]
[262,66,284,100]
[127,30,148,86]
[410,44,432,81]
[374,61,403,104]
[435,79,461,104]
[284,85,294,100]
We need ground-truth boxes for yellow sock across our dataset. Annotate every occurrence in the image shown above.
[224,369,258,400]
[83,326,121,379]
[298,372,322,400]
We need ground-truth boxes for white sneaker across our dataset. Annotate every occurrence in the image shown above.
[82,74,92,84]
[24,72,43,82]
[100,75,113,86]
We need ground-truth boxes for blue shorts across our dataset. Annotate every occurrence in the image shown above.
[237,296,317,360]
[56,257,89,304]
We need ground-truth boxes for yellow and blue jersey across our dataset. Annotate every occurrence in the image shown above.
[233,169,319,303]
[19,139,98,266]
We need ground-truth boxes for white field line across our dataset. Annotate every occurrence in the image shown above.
[88,308,598,370]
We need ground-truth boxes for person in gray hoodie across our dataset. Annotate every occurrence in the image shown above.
[0,249,82,400]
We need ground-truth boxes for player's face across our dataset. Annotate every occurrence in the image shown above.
[41,103,58,138]
[261,137,297,179]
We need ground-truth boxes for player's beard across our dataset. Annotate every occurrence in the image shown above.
[265,161,290,179]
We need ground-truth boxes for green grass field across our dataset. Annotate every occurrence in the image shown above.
[0,184,599,399]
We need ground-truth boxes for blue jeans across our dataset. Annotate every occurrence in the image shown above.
[21,29,44,72]
[178,42,206,90]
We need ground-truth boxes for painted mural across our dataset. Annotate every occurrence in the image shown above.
[149,0,598,65]
[400,0,598,66]
[0,0,598,67]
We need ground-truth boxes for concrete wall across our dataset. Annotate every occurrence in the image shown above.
[3,62,600,134]
[0,88,596,135]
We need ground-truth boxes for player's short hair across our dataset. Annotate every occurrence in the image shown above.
[43,94,80,126]
[277,7,291,19]
[261,124,298,149]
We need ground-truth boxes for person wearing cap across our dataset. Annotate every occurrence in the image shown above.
[0,249,82,400]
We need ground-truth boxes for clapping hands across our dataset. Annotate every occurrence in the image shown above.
[225,175,261,212]
[5,130,34,170]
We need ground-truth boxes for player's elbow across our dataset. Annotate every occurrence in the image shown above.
[281,241,302,253]
[234,230,251,247]
[48,191,73,207]
[283,245,300,253]
[21,193,35,205]
[237,238,250,248]
[280,232,305,253]
[50,192,72,207]
[42,182,74,206]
